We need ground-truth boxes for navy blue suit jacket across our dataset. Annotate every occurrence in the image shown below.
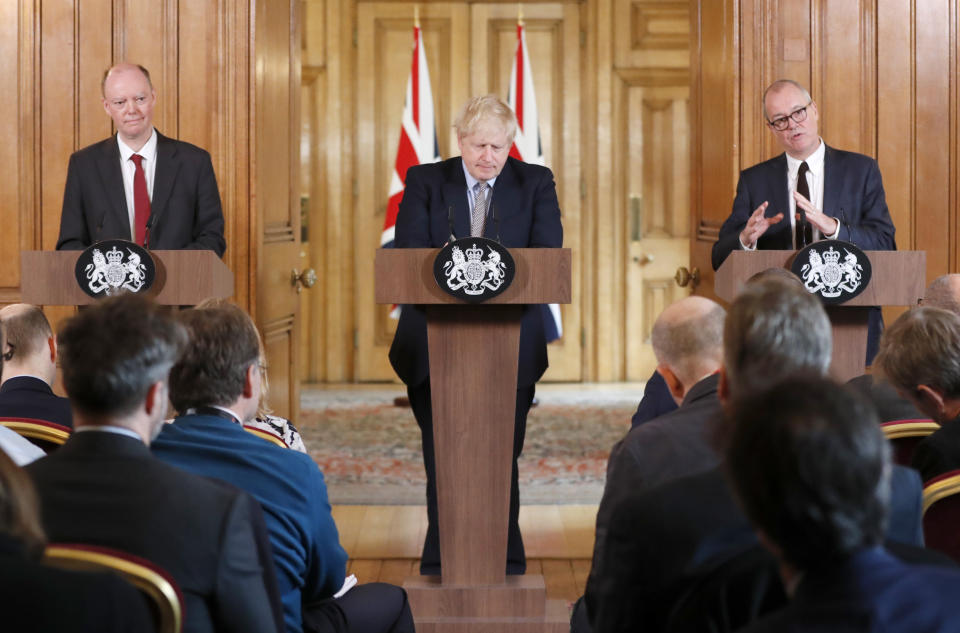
[585,464,925,633]
[739,547,960,633]
[0,376,73,428]
[388,156,563,388]
[56,132,226,256]
[711,146,896,271]
[152,414,347,633]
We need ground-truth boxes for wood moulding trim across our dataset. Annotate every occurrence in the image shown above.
[262,314,295,341]
[263,223,295,243]
[614,66,689,87]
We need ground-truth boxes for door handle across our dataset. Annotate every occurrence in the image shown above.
[674,266,700,288]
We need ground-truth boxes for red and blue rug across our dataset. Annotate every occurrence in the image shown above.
[298,388,637,505]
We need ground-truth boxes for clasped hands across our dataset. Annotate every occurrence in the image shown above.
[739,192,840,248]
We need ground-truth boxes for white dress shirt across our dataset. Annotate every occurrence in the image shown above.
[117,129,158,241]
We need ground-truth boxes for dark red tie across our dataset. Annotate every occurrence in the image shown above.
[130,154,151,246]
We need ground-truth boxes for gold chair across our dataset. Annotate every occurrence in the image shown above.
[44,543,183,633]
[243,424,289,448]
[0,417,71,448]
[880,419,939,466]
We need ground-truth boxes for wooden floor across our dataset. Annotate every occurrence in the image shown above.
[334,504,597,605]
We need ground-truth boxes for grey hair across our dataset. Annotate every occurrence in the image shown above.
[875,306,960,399]
[923,274,960,315]
[723,278,832,398]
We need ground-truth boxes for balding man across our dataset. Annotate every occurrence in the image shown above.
[0,304,72,428]
[56,63,225,255]
[571,296,726,632]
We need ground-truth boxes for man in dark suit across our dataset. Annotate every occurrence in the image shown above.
[875,306,960,483]
[56,63,225,256]
[711,79,895,361]
[727,376,960,633]
[389,94,563,575]
[152,302,413,633]
[26,295,275,633]
[0,304,72,428]
[583,278,926,633]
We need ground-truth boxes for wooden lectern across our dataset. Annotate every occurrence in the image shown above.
[19,250,233,306]
[714,250,926,381]
[375,247,571,633]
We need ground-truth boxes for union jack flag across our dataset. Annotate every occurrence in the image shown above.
[382,22,441,318]
[507,20,563,341]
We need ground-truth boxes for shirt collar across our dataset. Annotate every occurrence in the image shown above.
[785,137,825,175]
[461,160,498,191]
[73,425,144,442]
[184,405,244,426]
[117,128,158,163]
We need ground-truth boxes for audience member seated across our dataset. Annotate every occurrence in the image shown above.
[726,376,960,633]
[0,322,49,466]
[629,370,677,428]
[847,274,960,423]
[580,278,926,633]
[0,304,72,428]
[0,445,156,632]
[875,306,960,483]
[151,302,414,633]
[26,295,276,633]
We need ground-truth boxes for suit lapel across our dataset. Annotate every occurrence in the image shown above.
[487,159,520,242]
[151,132,181,228]
[441,159,471,240]
[96,137,131,236]
[821,144,839,218]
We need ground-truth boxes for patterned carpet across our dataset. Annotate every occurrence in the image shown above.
[299,387,639,505]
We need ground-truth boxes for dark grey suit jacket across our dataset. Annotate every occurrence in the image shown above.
[27,431,276,633]
[56,132,225,256]
[0,376,73,428]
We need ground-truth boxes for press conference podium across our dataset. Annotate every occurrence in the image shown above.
[376,247,571,633]
[19,250,233,305]
[714,250,925,381]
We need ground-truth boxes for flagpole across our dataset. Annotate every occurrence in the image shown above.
[414,5,419,28]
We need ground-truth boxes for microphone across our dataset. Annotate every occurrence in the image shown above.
[489,201,501,244]
[447,205,456,243]
[144,213,157,249]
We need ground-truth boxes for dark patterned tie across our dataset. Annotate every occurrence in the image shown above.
[795,161,812,248]
[471,181,489,237]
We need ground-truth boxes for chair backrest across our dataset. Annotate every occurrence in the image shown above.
[881,419,939,466]
[0,417,71,451]
[44,543,184,633]
[243,424,289,448]
[922,469,960,563]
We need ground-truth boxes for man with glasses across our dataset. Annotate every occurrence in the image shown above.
[711,79,895,361]
[56,63,226,256]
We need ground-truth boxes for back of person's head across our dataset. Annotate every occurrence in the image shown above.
[725,375,889,572]
[169,303,260,412]
[651,296,725,386]
[57,294,186,418]
[0,304,53,365]
[923,274,960,315]
[723,278,831,398]
[874,306,960,401]
[0,449,46,557]
[744,266,803,287]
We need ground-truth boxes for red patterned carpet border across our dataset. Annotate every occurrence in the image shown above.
[298,401,633,505]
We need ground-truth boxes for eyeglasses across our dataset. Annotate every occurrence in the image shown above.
[767,102,812,131]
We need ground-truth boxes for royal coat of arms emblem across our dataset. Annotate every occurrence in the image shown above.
[433,237,515,303]
[74,240,156,298]
[791,240,872,305]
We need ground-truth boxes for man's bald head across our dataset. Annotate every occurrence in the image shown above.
[924,274,960,315]
[651,296,726,392]
[0,304,56,385]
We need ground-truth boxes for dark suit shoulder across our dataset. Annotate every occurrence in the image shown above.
[156,131,213,159]
[70,136,118,161]
[739,153,786,180]
[824,145,878,167]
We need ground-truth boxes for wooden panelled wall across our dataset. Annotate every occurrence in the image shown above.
[692,0,960,301]
[301,0,692,383]
[3,0,302,418]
